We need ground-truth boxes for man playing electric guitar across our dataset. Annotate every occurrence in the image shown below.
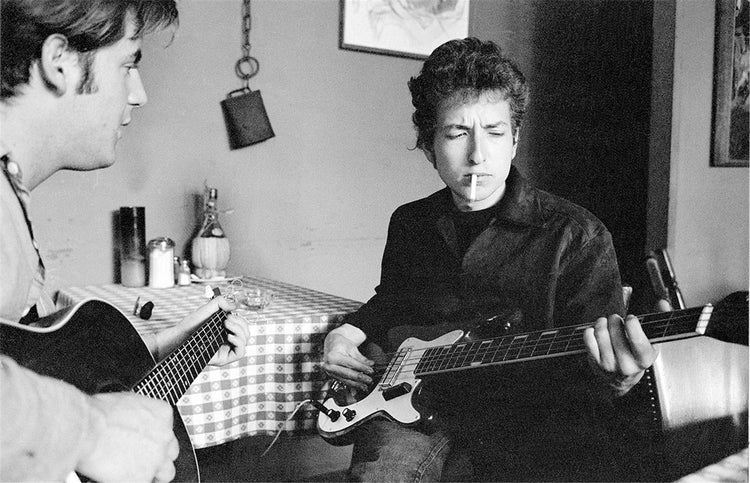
[322,38,659,482]
[0,1,249,480]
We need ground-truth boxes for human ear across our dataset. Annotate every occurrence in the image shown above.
[511,131,520,159]
[37,34,78,96]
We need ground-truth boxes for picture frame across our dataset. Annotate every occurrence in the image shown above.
[339,0,470,60]
[711,0,749,167]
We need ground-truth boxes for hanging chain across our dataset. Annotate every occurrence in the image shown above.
[235,0,259,90]
[241,0,251,58]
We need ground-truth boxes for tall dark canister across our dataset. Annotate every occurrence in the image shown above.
[119,206,146,287]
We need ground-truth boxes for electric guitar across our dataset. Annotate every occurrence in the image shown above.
[317,300,748,448]
[0,292,230,482]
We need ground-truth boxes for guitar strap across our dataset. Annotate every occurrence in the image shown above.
[1,153,46,324]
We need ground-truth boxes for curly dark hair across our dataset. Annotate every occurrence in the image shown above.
[408,37,529,153]
[1,0,179,99]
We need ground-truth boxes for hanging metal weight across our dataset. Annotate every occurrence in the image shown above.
[221,0,274,149]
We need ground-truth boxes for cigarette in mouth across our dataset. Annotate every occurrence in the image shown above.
[469,174,477,202]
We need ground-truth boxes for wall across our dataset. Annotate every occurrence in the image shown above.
[669,0,749,305]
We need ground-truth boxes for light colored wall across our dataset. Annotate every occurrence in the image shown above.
[669,0,749,305]
[32,0,441,303]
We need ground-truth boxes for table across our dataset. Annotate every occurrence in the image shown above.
[56,276,362,449]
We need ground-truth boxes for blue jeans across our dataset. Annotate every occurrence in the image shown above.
[348,419,453,482]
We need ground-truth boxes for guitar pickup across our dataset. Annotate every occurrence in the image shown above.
[382,382,412,401]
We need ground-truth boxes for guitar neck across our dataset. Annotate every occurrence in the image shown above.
[132,310,228,404]
[414,305,712,377]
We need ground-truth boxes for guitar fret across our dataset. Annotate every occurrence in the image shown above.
[134,310,227,402]
[518,330,544,359]
[537,330,556,356]
[455,343,472,369]
[470,340,490,366]
[504,334,527,361]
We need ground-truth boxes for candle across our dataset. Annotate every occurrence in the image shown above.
[148,237,175,288]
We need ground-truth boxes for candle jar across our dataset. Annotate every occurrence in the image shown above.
[148,237,175,288]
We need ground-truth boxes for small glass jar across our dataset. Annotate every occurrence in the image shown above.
[178,259,192,286]
[148,237,175,288]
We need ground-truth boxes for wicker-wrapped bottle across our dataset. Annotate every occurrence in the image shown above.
[191,187,230,279]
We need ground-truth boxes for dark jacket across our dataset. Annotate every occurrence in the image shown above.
[346,166,630,480]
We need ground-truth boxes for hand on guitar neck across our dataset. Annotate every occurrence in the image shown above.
[583,313,660,398]
[146,296,250,365]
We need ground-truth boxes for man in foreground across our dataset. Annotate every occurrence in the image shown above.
[0,1,248,480]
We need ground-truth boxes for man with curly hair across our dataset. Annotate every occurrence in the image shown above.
[323,38,657,481]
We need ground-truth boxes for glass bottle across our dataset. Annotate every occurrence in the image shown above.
[191,187,231,279]
[178,259,192,286]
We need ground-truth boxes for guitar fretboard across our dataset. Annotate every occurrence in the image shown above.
[132,310,228,404]
[414,306,711,376]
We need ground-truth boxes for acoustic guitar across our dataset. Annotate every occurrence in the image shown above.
[317,299,748,459]
[0,292,230,482]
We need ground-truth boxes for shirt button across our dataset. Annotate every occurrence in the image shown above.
[32,240,39,250]
[6,162,19,176]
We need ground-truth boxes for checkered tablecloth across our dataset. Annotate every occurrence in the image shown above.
[56,276,362,448]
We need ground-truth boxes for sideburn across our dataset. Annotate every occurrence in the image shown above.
[76,51,98,94]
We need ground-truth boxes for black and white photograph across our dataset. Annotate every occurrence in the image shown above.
[1,1,747,482]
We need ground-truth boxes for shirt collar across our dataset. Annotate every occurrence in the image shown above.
[436,165,546,228]
[1,151,30,200]
[489,165,545,227]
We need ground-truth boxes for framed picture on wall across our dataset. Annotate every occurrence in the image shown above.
[339,0,470,60]
[711,0,749,167]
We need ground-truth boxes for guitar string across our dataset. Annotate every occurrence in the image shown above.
[365,309,707,379]
[163,312,225,403]
[397,316,703,376]
[135,318,217,403]
[135,313,221,401]
[134,310,227,403]
[397,317,700,375]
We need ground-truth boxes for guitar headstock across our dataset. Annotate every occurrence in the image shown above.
[705,291,749,345]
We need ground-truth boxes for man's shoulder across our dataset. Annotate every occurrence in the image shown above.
[391,188,450,221]
[529,185,609,239]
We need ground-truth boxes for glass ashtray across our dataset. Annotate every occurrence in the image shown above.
[223,279,275,314]
[239,287,275,311]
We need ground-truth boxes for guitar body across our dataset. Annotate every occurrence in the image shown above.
[318,330,464,441]
[0,299,200,482]
[651,337,748,477]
